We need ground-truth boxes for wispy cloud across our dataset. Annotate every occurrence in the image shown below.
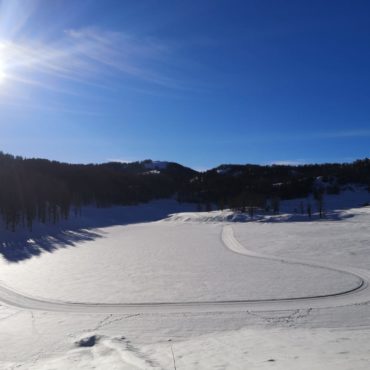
[0,99,104,116]
[0,0,192,104]
[0,0,39,40]
[0,27,178,90]
[316,129,370,139]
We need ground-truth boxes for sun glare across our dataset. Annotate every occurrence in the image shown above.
[0,58,7,84]
[0,69,6,83]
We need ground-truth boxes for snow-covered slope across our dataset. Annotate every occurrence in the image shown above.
[1,189,370,369]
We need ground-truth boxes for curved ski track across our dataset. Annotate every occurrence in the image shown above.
[0,225,369,313]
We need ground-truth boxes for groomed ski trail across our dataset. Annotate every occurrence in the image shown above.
[0,225,369,313]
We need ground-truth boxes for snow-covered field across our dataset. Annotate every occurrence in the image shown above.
[1,190,370,369]
[0,222,361,303]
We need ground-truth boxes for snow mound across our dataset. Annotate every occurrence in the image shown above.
[165,186,370,224]
[164,210,259,223]
[25,334,160,370]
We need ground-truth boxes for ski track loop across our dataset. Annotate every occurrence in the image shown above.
[0,224,369,313]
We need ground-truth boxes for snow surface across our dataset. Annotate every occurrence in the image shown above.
[3,324,370,370]
[0,223,360,303]
[1,190,370,369]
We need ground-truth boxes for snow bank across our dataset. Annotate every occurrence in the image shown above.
[165,187,370,224]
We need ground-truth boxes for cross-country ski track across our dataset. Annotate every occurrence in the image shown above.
[0,224,369,314]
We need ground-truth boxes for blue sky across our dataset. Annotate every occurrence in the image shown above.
[0,0,369,169]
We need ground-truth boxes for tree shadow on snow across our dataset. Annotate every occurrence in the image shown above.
[0,199,197,263]
[260,209,356,223]
[0,228,104,262]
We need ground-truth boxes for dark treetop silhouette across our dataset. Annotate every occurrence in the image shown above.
[0,151,369,232]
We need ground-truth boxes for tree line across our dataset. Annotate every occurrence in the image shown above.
[179,159,370,214]
[0,152,369,231]
[0,153,194,231]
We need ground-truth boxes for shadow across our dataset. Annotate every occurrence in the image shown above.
[0,229,103,262]
[218,207,360,224]
[260,209,357,223]
[0,199,198,263]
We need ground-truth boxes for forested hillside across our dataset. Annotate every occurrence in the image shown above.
[0,151,369,231]
[181,160,370,211]
[0,153,195,231]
